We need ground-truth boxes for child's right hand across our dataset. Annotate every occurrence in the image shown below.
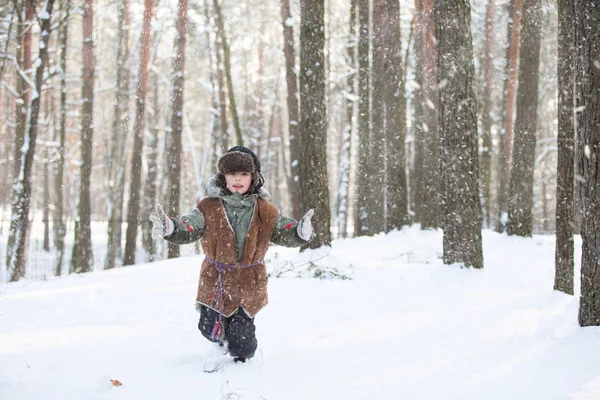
[297,209,314,241]
[150,203,175,239]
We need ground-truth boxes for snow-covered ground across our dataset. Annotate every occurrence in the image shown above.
[1,226,599,400]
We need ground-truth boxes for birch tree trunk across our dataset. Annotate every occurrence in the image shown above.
[575,0,600,327]
[434,0,483,269]
[299,0,331,249]
[75,0,95,273]
[167,0,188,259]
[554,0,574,295]
[105,0,131,269]
[124,0,154,266]
[8,0,56,281]
[506,0,542,237]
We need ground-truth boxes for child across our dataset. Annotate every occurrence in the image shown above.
[150,146,314,362]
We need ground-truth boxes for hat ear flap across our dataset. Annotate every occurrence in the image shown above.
[253,172,265,192]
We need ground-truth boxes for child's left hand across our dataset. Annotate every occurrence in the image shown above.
[297,209,314,241]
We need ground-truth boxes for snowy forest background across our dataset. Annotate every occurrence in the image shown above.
[0,0,597,322]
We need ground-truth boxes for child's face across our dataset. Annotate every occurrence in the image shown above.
[225,172,252,194]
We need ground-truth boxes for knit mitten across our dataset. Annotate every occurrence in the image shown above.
[150,203,175,239]
[297,209,314,241]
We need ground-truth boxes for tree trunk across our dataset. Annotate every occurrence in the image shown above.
[76,0,95,273]
[106,0,131,269]
[124,0,154,266]
[142,71,161,261]
[215,35,229,154]
[8,0,56,281]
[412,1,424,223]
[496,0,523,231]
[418,0,440,230]
[7,2,33,268]
[506,0,542,237]
[55,0,70,277]
[167,0,188,259]
[574,0,600,326]
[43,147,50,252]
[354,0,369,236]
[280,0,301,219]
[370,0,388,234]
[335,0,356,238]
[480,0,495,228]
[434,0,483,269]
[12,1,33,180]
[384,0,408,232]
[213,0,242,146]
[201,0,222,161]
[298,0,330,249]
[554,0,574,295]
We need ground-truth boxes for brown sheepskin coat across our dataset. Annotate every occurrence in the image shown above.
[195,197,279,318]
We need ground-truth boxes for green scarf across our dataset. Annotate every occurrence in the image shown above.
[220,192,258,262]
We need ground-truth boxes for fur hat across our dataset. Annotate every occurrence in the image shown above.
[217,151,256,174]
[227,146,261,173]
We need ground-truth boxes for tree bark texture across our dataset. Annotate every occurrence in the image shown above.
[411,0,424,223]
[6,3,33,268]
[215,36,229,154]
[418,0,440,230]
[335,0,356,238]
[124,0,154,266]
[8,0,56,281]
[55,0,70,277]
[480,0,495,228]
[76,0,95,273]
[370,0,389,234]
[201,0,222,161]
[213,0,242,146]
[280,0,302,219]
[299,0,331,249]
[554,0,574,295]
[12,1,33,181]
[496,0,523,231]
[168,0,188,259]
[106,0,131,269]
[434,0,483,269]
[383,0,408,232]
[373,0,408,232]
[506,0,542,237]
[575,0,600,326]
[142,71,160,261]
[354,0,369,236]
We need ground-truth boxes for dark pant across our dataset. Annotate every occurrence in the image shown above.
[198,305,258,359]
